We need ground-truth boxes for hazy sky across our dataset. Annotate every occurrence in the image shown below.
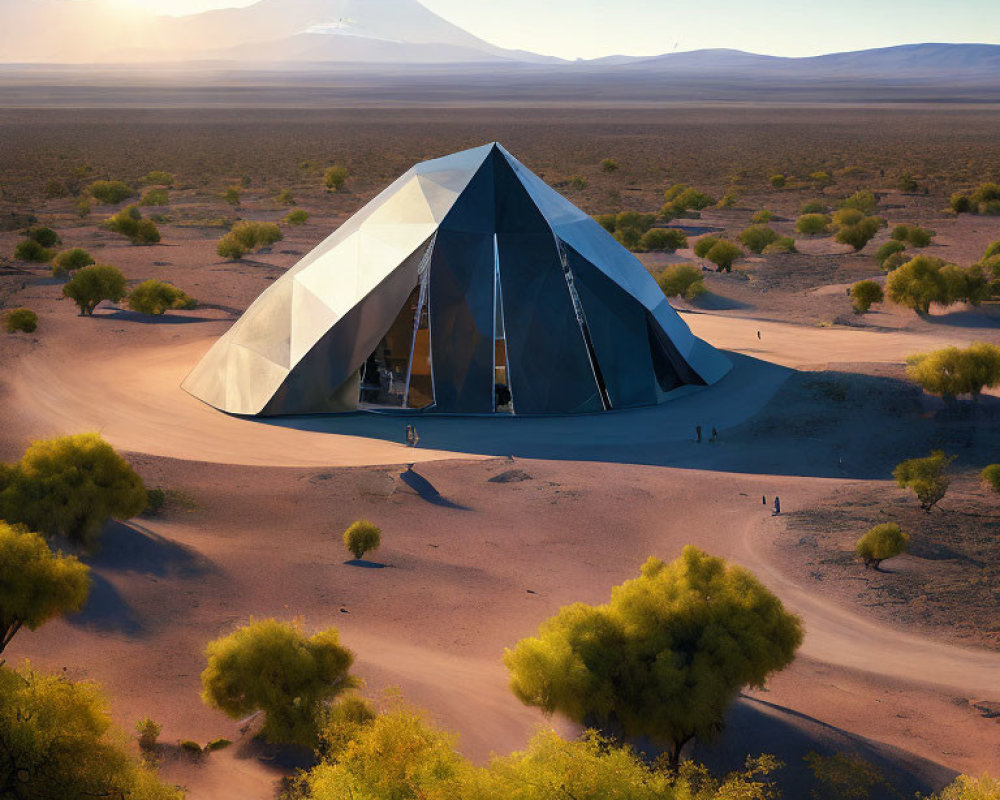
[118,0,1000,59]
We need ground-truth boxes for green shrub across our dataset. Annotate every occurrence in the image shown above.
[136,718,162,751]
[657,263,706,301]
[856,523,909,570]
[893,450,954,511]
[103,205,161,244]
[840,190,878,214]
[639,227,686,252]
[800,200,828,214]
[25,226,61,247]
[906,226,934,247]
[45,179,69,198]
[0,664,182,800]
[89,180,134,204]
[907,342,1000,400]
[810,171,833,187]
[850,280,884,313]
[275,188,296,205]
[217,220,283,259]
[14,238,50,262]
[950,192,972,214]
[344,520,381,560]
[324,165,349,191]
[980,201,1000,215]
[662,184,714,215]
[875,240,906,268]
[201,619,357,748]
[762,236,796,254]
[835,217,881,251]
[928,775,1000,800]
[737,225,780,253]
[145,488,166,515]
[970,182,1000,207]
[178,740,203,756]
[62,263,128,316]
[52,247,95,276]
[832,208,865,227]
[284,208,309,225]
[985,240,1000,259]
[751,209,775,223]
[706,239,742,272]
[0,433,147,549]
[128,279,196,316]
[595,213,616,233]
[140,171,173,186]
[981,464,1000,494]
[600,158,618,172]
[769,174,786,188]
[222,186,241,206]
[75,197,91,218]
[795,213,832,236]
[897,172,919,192]
[205,738,232,752]
[139,188,169,206]
[887,255,985,314]
[693,235,719,259]
[568,175,587,190]
[5,307,38,333]
[715,192,737,209]
[882,251,907,272]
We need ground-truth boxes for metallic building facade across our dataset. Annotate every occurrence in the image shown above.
[183,143,730,416]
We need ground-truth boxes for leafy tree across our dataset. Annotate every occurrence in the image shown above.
[835,217,881,251]
[840,190,877,214]
[24,226,61,247]
[0,664,183,800]
[344,520,381,560]
[0,522,90,655]
[980,464,1000,494]
[0,433,147,549]
[706,240,742,273]
[325,165,349,191]
[13,238,50,262]
[128,280,196,316]
[201,619,357,747]
[882,251,907,272]
[640,228,687,252]
[136,717,162,751]
[875,240,906,268]
[62,263,127,315]
[752,209,775,223]
[504,546,803,769]
[140,170,174,186]
[693,235,720,259]
[769,175,786,188]
[886,255,951,314]
[285,208,310,225]
[88,180,135,204]
[4,308,37,333]
[737,225,780,254]
[103,205,161,244]
[762,237,796,254]
[315,695,377,761]
[850,280,883,313]
[658,264,706,301]
[139,188,169,206]
[52,247,95,277]
[795,213,831,236]
[906,342,1000,400]
[855,523,909,570]
[893,450,955,512]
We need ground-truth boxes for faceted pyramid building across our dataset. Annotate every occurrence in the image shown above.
[183,143,730,416]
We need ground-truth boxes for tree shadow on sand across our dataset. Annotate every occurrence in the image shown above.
[689,696,956,799]
[67,572,145,636]
[344,559,387,569]
[399,467,471,510]
[93,309,223,325]
[85,521,216,578]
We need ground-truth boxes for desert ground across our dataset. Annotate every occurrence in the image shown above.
[1,105,999,799]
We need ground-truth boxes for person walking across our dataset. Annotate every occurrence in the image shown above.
[773,496,781,516]
[696,425,702,443]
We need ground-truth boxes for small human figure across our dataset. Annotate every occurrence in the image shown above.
[405,425,420,448]
[762,495,767,505]
[757,330,761,340]
[695,425,702,443]
[773,496,781,516]
[709,426,718,444]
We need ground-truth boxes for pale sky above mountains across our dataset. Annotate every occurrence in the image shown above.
[84,0,1000,59]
